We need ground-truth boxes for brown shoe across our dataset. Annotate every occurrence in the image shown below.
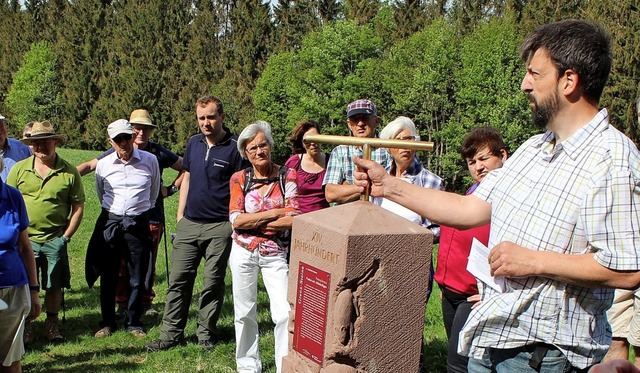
[127,327,146,338]
[94,326,113,338]
[44,318,65,343]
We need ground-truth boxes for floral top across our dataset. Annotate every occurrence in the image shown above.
[229,166,300,256]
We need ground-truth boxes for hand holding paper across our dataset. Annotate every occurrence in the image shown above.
[467,238,506,293]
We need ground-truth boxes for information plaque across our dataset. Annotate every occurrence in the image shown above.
[292,262,331,365]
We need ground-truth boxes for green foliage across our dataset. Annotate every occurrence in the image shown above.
[5,41,61,127]
[374,18,457,175]
[253,21,384,163]
[447,16,535,189]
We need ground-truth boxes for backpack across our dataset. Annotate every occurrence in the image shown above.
[241,165,292,257]
[242,165,289,204]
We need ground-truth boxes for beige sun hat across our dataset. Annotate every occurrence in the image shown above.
[21,121,68,145]
[129,109,155,127]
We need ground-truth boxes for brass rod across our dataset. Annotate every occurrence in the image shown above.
[304,134,434,152]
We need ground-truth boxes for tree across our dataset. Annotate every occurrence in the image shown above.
[392,0,428,40]
[446,16,535,191]
[0,0,29,118]
[273,0,320,53]
[253,21,384,162]
[344,0,379,25]
[584,2,640,143]
[6,41,62,128]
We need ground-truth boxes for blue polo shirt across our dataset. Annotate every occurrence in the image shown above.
[0,181,30,288]
[183,131,247,223]
[1,138,32,182]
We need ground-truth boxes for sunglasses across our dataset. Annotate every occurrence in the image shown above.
[113,133,133,143]
[302,139,317,146]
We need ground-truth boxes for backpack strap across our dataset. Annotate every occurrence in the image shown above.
[242,167,253,196]
[278,165,289,202]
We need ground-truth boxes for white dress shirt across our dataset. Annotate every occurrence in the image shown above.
[96,148,160,216]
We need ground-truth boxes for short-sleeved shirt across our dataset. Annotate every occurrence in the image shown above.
[459,109,640,369]
[0,181,30,288]
[182,132,248,223]
[7,155,85,243]
[96,148,160,216]
[284,154,329,214]
[97,141,179,224]
[323,144,391,189]
[229,166,300,256]
[0,138,32,182]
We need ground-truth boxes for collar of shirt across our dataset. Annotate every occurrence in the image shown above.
[109,147,142,164]
[532,108,609,162]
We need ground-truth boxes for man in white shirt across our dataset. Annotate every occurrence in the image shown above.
[90,119,160,338]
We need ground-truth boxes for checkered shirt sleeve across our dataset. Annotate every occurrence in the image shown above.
[458,109,640,369]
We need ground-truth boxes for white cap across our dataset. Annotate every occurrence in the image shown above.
[107,119,133,139]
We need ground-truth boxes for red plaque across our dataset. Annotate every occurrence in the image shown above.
[293,262,331,365]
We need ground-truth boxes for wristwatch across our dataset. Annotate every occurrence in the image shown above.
[62,235,70,243]
[167,184,179,197]
[29,284,40,292]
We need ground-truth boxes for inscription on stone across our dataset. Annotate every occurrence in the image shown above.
[293,262,331,365]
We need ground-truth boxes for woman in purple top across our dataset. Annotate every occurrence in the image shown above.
[285,120,329,213]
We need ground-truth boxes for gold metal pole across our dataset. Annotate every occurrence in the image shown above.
[304,134,434,152]
[360,143,372,201]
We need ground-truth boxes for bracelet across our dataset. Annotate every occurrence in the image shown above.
[61,235,70,243]
[29,284,40,292]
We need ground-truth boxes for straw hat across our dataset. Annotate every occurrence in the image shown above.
[21,121,67,145]
[129,109,155,127]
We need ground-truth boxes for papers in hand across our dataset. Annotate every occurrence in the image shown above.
[467,238,506,293]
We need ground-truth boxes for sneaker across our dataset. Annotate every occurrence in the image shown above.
[115,305,126,320]
[94,326,113,338]
[143,305,159,317]
[44,318,65,343]
[24,320,33,344]
[145,338,184,352]
[127,327,146,338]
[197,339,218,351]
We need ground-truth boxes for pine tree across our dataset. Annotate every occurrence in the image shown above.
[344,0,380,25]
[273,0,320,52]
[0,0,29,118]
[392,0,428,40]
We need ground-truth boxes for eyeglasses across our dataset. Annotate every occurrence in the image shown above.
[133,126,153,132]
[302,139,317,146]
[396,135,420,141]
[113,134,133,143]
[245,142,269,155]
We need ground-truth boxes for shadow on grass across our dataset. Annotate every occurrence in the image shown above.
[24,346,143,372]
[422,337,448,373]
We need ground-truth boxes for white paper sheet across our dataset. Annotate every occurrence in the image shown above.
[467,238,506,293]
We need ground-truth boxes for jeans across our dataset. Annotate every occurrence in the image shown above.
[229,241,290,373]
[159,218,232,342]
[467,344,592,373]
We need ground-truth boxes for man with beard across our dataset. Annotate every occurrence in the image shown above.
[353,20,640,372]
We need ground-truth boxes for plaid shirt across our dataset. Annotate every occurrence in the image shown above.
[323,144,391,187]
[373,157,444,239]
[459,109,640,368]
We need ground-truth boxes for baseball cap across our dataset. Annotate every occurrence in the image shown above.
[107,119,134,139]
[346,99,377,118]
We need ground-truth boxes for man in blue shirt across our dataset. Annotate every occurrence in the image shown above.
[146,95,248,351]
[0,114,32,182]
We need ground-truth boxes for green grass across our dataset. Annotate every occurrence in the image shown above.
[21,147,448,372]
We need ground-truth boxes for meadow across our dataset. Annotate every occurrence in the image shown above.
[21,147,448,373]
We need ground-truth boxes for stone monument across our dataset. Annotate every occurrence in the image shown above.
[282,201,433,372]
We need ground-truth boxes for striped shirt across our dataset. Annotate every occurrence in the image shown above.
[459,109,640,369]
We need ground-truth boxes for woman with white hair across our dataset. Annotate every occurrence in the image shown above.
[375,116,444,240]
[229,121,300,373]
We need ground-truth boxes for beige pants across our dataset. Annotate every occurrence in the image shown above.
[607,288,640,346]
[0,285,30,367]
